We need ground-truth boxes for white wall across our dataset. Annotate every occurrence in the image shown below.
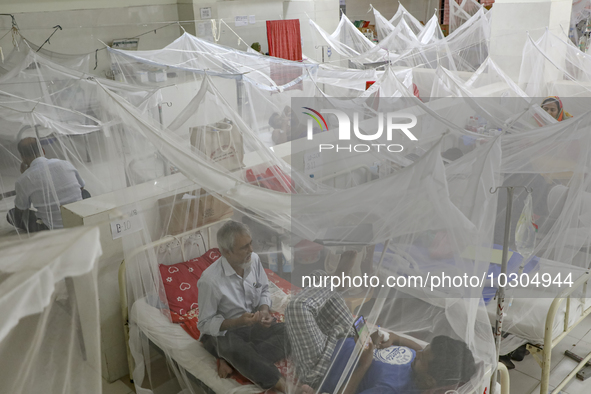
[0,0,177,13]
[187,0,339,62]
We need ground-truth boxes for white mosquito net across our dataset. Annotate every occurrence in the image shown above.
[345,8,490,76]
[1,8,587,394]
[389,4,425,36]
[0,226,102,394]
[418,14,445,45]
[0,49,164,236]
[309,14,376,60]
[519,29,591,101]
[449,0,487,34]
[372,6,397,42]
[569,0,591,45]
[0,33,92,77]
[86,55,515,394]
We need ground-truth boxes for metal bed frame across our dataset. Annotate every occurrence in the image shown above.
[526,270,591,394]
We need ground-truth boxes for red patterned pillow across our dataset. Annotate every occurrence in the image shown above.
[158,248,222,315]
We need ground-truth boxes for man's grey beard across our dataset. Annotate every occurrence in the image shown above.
[239,260,252,272]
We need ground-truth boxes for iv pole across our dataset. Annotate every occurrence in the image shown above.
[489,185,533,394]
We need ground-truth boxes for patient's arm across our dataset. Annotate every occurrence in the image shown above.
[371,331,423,352]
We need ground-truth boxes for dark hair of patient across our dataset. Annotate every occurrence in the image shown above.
[429,336,477,387]
[268,112,282,129]
[17,137,41,159]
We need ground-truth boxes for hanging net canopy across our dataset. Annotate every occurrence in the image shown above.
[108,32,329,147]
[0,34,92,77]
[342,8,490,87]
[372,6,398,42]
[388,3,425,36]
[82,56,519,393]
[417,14,445,45]
[313,64,415,99]
[309,14,376,61]
[449,0,488,34]
[428,59,561,132]
[108,32,319,92]
[373,7,442,46]
[519,29,591,103]
[314,66,383,97]
[0,226,102,394]
[0,50,166,237]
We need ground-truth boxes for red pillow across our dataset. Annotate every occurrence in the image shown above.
[158,248,222,315]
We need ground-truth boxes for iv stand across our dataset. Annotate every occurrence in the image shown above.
[489,185,533,394]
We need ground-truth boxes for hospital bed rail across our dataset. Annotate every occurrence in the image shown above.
[528,269,591,394]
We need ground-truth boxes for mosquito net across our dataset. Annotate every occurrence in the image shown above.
[1,8,587,394]
[389,4,425,36]
[449,0,487,34]
[7,44,579,392]
[309,14,376,59]
[417,14,445,45]
[372,6,397,42]
[108,32,318,93]
[0,34,92,76]
[569,0,591,45]
[84,55,518,394]
[0,226,102,394]
[0,50,164,236]
[519,29,591,101]
[346,8,490,75]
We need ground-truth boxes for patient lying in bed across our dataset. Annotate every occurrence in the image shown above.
[286,270,477,394]
[320,333,477,394]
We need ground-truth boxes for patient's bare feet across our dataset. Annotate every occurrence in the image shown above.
[218,359,233,378]
[274,378,314,394]
[295,384,314,394]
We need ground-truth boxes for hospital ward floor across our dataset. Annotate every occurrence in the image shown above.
[507,313,591,394]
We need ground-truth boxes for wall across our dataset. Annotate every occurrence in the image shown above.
[0,0,341,75]
[186,0,340,62]
[0,4,182,78]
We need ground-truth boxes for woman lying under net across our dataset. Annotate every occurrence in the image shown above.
[285,269,477,394]
[541,96,573,121]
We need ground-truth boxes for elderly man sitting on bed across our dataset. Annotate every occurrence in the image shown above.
[197,220,290,392]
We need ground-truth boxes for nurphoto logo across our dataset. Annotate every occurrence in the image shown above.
[302,107,418,153]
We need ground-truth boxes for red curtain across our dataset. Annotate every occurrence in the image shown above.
[266,19,302,61]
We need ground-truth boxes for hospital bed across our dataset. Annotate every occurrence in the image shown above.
[119,219,510,394]
[119,218,296,393]
[375,244,591,394]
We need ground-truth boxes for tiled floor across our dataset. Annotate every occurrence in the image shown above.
[102,377,135,394]
[509,314,591,394]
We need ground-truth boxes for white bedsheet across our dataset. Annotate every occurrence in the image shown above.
[486,293,587,345]
[131,298,261,394]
